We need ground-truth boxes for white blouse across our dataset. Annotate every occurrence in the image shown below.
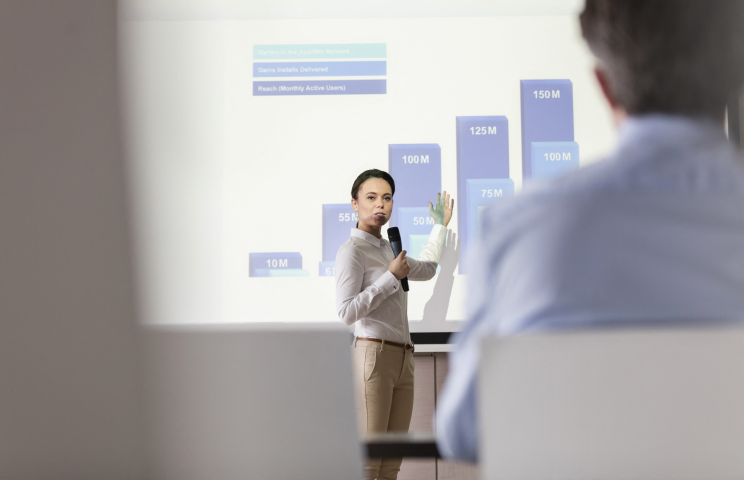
[335,225,447,344]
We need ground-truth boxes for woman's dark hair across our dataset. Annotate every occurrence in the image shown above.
[351,169,395,199]
[580,0,744,118]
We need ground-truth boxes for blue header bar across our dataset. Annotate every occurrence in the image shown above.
[253,80,386,96]
[254,44,386,60]
[254,61,386,77]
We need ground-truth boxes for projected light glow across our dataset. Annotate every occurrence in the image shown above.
[121,2,615,325]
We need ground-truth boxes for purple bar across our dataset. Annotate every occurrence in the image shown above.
[531,141,580,179]
[388,144,441,228]
[520,80,574,179]
[397,207,434,252]
[319,261,336,277]
[253,80,386,96]
[456,116,509,273]
[253,61,386,77]
[465,179,515,246]
[249,252,303,277]
[322,204,357,262]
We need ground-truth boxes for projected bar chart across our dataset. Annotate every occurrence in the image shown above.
[398,207,435,253]
[249,252,307,277]
[408,235,430,258]
[254,80,386,96]
[407,234,441,275]
[466,179,514,245]
[254,43,386,60]
[520,80,574,179]
[320,204,358,277]
[253,43,387,96]
[531,141,580,179]
[254,61,385,77]
[253,269,311,277]
[388,144,441,229]
[319,261,336,277]
[456,116,509,273]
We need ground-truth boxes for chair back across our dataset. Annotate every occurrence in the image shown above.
[143,323,361,480]
[480,327,744,480]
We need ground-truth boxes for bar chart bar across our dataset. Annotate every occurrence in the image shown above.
[520,79,574,179]
[322,204,357,261]
[253,269,311,277]
[456,116,509,273]
[408,234,441,275]
[320,204,357,276]
[465,179,515,250]
[249,252,304,277]
[531,141,580,179]
[388,144,441,228]
[319,261,336,277]
[408,235,430,259]
[397,207,434,253]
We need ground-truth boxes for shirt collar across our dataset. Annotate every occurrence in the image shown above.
[617,114,727,152]
[351,228,384,247]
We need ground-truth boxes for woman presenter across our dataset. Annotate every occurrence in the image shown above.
[335,169,453,480]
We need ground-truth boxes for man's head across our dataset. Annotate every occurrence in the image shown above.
[580,0,744,121]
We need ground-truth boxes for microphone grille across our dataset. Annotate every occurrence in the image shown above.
[387,227,401,241]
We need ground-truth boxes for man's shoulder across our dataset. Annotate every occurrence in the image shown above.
[485,163,614,224]
[478,158,649,253]
[527,155,633,196]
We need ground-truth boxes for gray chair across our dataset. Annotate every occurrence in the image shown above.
[479,327,744,480]
[143,323,362,480]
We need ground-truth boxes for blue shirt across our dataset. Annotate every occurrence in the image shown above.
[435,115,744,461]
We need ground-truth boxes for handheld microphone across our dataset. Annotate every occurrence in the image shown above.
[387,227,409,292]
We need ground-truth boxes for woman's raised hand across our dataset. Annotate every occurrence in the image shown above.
[428,191,454,227]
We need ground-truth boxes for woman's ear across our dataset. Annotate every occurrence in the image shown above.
[351,198,358,212]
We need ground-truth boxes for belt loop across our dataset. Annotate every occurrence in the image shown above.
[354,336,358,347]
[380,339,385,353]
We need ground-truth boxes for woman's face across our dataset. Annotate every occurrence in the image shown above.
[351,178,393,229]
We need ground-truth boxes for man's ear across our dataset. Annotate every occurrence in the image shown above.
[595,66,627,124]
[595,67,618,108]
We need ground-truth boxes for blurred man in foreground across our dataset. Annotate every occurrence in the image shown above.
[437,0,744,462]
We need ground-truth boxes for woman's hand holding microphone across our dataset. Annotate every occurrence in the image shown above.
[389,250,410,280]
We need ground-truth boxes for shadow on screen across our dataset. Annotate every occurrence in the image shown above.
[422,230,460,323]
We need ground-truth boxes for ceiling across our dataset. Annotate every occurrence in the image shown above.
[120,0,584,21]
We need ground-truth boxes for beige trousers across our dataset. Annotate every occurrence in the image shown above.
[353,338,415,480]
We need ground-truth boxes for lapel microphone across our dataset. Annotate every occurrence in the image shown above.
[387,227,409,292]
